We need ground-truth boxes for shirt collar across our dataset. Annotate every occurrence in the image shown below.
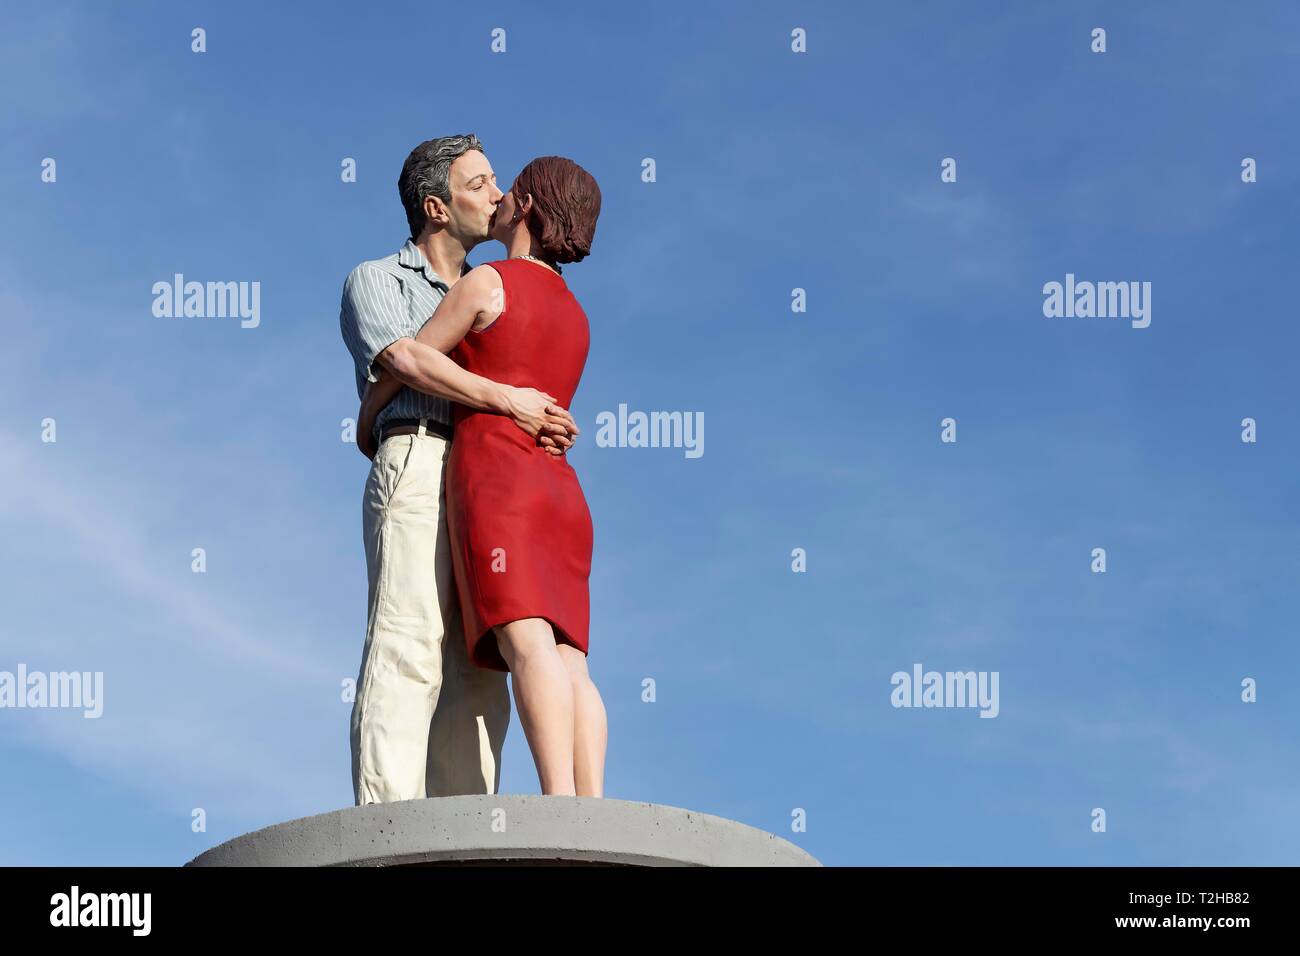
[398,239,469,288]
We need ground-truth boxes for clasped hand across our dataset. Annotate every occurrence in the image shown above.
[355,373,580,461]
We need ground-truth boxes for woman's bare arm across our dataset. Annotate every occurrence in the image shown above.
[356,369,402,460]
[353,264,579,461]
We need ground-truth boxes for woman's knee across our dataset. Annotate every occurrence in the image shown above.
[496,619,558,664]
[555,643,590,682]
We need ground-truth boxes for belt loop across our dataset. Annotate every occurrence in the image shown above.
[417,417,427,438]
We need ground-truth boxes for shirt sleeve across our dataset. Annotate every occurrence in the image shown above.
[340,263,410,384]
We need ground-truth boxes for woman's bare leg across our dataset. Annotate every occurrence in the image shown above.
[493,618,575,795]
[555,643,607,797]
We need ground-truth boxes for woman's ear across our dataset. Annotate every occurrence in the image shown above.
[518,193,534,218]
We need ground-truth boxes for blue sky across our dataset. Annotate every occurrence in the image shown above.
[2,0,1298,866]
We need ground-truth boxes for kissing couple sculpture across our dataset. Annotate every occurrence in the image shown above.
[340,134,606,804]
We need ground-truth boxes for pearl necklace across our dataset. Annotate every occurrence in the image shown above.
[511,254,561,275]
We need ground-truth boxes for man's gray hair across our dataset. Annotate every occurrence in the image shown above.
[398,134,484,239]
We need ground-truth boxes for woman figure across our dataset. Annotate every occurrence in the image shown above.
[357,156,606,797]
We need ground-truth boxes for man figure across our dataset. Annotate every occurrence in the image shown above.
[340,134,579,804]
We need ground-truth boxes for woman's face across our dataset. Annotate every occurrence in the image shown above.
[489,184,519,244]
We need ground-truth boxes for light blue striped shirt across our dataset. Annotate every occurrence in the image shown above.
[340,240,467,442]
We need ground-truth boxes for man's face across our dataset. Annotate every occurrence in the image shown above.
[443,150,503,246]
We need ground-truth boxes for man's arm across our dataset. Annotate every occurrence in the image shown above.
[378,338,510,416]
[343,262,578,459]
[356,348,556,460]
[343,261,512,410]
[382,267,579,446]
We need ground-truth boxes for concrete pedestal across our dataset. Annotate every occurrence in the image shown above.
[186,795,820,867]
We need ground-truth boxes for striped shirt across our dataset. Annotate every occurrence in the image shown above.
[339,239,468,442]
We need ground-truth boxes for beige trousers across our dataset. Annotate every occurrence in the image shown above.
[350,426,511,805]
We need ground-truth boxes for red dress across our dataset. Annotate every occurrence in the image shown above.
[445,259,594,672]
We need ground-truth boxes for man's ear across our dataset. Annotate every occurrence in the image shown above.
[423,194,449,227]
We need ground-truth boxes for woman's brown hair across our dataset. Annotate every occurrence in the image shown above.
[511,156,602,265]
